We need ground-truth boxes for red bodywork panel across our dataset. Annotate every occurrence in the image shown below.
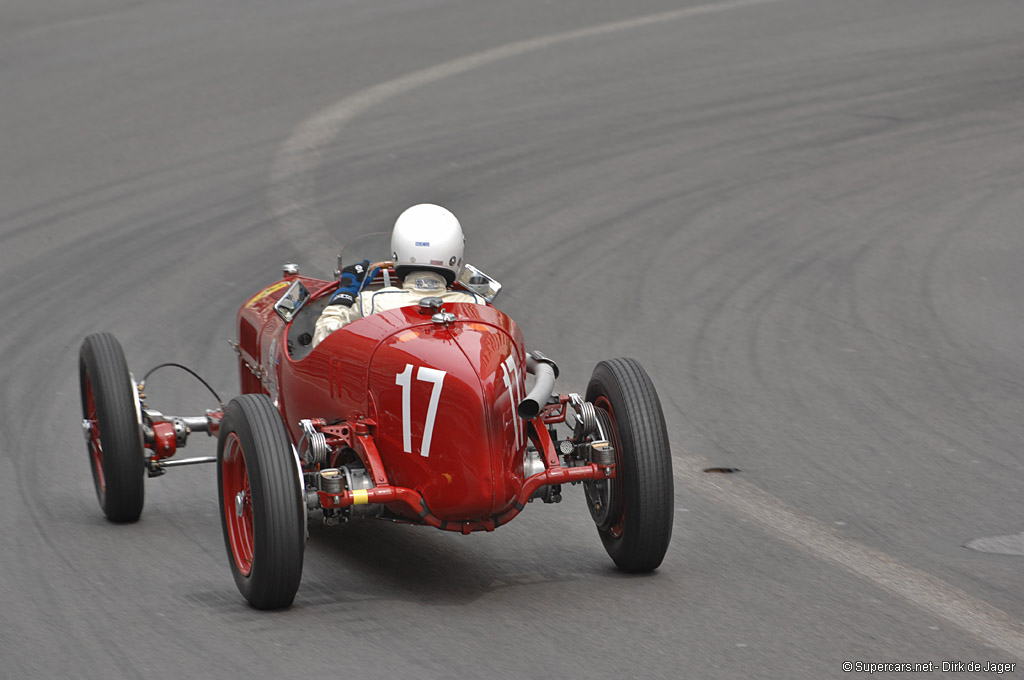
[235,275,530,522]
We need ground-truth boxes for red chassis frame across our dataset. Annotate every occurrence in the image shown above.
[139,392,614,534]
[308,397,613,535]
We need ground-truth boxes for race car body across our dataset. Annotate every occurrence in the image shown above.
[238,277,529,523]
[79,259,674,609]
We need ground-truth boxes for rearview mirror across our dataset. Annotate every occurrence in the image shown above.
[273,279,310,323]
[457,263,502,303]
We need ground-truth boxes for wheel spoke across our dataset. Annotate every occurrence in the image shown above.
[85,376,106,495]
[223,434,255,576]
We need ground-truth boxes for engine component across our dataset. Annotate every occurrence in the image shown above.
[151,421,177,457]
[524,446,546,478]
[298,419,329,466]
[524,446,561,503]
[591,441,616,468]
[172,418,189,448]
[342,464,380,519]
[312,463,380,523]
[320,468,343,494]
[567,393,598,440]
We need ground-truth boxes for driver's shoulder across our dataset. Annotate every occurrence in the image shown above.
[440,289,483,303]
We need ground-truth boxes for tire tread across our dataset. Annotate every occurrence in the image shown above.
[586,357,673,572]
[218,394,304,609]
[79,333,144,522]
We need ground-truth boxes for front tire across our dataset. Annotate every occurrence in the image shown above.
[585,358,673,572]
[79,333,145,522]
[217,394,304,609]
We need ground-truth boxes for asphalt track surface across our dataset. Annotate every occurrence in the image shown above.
[3,0,1024,677]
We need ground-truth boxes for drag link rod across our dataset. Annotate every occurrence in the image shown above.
[158,456,217,467]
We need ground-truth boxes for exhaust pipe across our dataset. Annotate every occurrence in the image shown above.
[517,351,559,419]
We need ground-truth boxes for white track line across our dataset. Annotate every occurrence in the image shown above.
[676,455,1024,659]
[269,0,1024,659]
[268,0,783,263]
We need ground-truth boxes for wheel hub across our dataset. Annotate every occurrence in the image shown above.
[584,407,622,531]
[235,490,248,518]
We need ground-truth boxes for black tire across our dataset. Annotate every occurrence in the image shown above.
[79,333,145,522]
[217,394,304,609]
[584,358,673,572]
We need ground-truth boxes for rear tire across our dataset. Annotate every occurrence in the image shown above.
[217,394,304,609]
[585,358,673,572]
[79,333,145,522]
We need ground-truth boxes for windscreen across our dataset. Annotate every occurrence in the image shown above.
[337,231,392,277]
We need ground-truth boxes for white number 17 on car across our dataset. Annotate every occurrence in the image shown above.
[394,354,524,458]
[394,364,446,458]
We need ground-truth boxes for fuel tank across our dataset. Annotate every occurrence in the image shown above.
[363,304,528,521]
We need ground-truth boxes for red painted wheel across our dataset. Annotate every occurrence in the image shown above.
[79,333,145,522]
[217,394,304,609]
[585,358,673,572]
[221,433,255,576]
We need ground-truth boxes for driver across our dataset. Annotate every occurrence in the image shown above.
[311,204,485,347]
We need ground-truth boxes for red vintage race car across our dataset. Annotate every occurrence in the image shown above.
[78,252,674,609]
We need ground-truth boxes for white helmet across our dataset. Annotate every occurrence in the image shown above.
[391,204,465,284]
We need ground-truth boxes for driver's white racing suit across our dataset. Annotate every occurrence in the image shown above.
[312,270,484,347]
